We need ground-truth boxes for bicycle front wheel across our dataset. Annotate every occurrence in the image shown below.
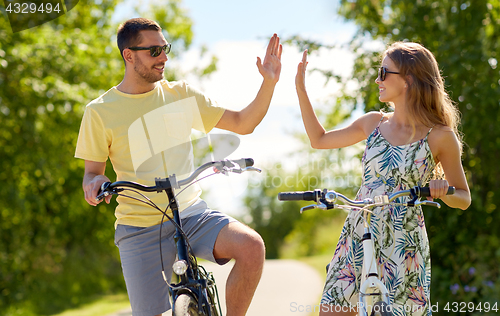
[173,294,200,316]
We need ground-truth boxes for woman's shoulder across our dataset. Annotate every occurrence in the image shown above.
[354,111,387,137]
[429,124,455,140]
[363,111,386,119]
[428,124,461,159]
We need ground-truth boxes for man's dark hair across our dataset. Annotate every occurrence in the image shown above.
[117,18,162,61]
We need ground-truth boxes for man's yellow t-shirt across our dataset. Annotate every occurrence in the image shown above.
[75,80,225,227]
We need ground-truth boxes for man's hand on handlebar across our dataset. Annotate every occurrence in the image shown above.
[84,175,112,206]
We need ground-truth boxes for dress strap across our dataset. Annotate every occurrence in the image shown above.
[426,124,436,137]
[377,112,385,127]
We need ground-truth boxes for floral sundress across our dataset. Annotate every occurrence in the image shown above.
[321,117,436,316]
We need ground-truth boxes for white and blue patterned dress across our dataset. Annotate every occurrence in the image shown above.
[321,116,436,316]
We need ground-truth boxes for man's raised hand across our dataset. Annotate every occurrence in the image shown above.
[256,33,283,84]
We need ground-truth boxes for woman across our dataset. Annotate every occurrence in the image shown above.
[295,42,471,316]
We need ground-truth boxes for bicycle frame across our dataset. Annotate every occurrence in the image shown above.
[358,211,390,316]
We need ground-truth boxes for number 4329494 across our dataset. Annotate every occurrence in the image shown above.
[444,302,498,313]
[6,2,61,14]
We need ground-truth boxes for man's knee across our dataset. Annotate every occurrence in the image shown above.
[239,228,265,261]
[214,223,265,263]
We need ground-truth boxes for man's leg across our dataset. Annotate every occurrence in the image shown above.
[115,224,175,316]
[213,222,265,316]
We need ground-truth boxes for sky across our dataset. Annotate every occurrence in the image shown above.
[113,0,360,216]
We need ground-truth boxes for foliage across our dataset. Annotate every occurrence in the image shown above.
[0,0,211,314]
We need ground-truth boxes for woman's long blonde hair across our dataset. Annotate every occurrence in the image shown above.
[383,42,463,177]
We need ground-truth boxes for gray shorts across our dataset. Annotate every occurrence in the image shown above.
[115,200,237,316]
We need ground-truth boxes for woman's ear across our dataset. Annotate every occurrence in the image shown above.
[405,75,414,87]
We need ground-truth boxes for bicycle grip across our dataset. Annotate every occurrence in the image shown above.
[244,158,254,167]
[232,158,254,168]
[278,191,317,201]
[419,186,455,198]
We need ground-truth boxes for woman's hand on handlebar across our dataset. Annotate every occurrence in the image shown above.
[427,179,450,201]
[84,174,112,206]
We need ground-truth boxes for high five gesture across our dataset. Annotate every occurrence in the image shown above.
[257,33,283,84]
[215,34,283,135]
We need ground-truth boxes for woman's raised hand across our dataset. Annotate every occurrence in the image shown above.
[295,49,308,92]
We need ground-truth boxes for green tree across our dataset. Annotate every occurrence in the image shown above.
[0,1,207,314]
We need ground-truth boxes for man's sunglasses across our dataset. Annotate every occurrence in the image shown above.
[378,67,400,81]
[128,43,172,57]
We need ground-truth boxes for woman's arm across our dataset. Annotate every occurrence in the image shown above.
[295,50,380,149]
[428,127,471,210]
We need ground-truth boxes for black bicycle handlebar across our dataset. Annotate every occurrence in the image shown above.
[415,186,455,198]
[278,186,455,205]
[277,190,321,201]
[96,158,256,201]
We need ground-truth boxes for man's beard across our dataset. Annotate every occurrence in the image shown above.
[134,57,164,83]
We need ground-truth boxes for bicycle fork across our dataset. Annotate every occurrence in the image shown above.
[358,213,390,316]
[164,187,219,316]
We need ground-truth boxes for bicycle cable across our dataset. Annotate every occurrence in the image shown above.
[158,171,220,282]
[111,187,197,280]
[105,167,238,287]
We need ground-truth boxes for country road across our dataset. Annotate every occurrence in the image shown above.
[107,259,324,316]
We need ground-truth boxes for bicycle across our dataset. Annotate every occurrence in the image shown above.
[96,158,261,316]
[278,185,454,316]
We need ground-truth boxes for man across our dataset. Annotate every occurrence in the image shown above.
[75,18,282,316]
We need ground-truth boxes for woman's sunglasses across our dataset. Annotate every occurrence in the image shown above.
[378,67,400,81]
[128,43,172,57]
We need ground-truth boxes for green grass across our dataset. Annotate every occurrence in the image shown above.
[281,216,344,316]
[296,254,334,316]
[51,294,130,316]
[297,253,333,279]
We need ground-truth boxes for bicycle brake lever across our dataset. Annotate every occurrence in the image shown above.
[228,166,262,174]
[415,200,441,208]
[95,182,111,201]
[243,166,262,173]
[300,203,327,214]
[300,205,316,213]
[95,187,123,202]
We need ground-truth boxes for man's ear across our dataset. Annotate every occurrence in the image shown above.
[122,48,134,65]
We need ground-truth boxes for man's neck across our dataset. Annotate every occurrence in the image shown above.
[116,75,159,94]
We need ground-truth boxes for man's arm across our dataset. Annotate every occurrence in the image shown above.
[83,160,111,206]
[215,34,282,135]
